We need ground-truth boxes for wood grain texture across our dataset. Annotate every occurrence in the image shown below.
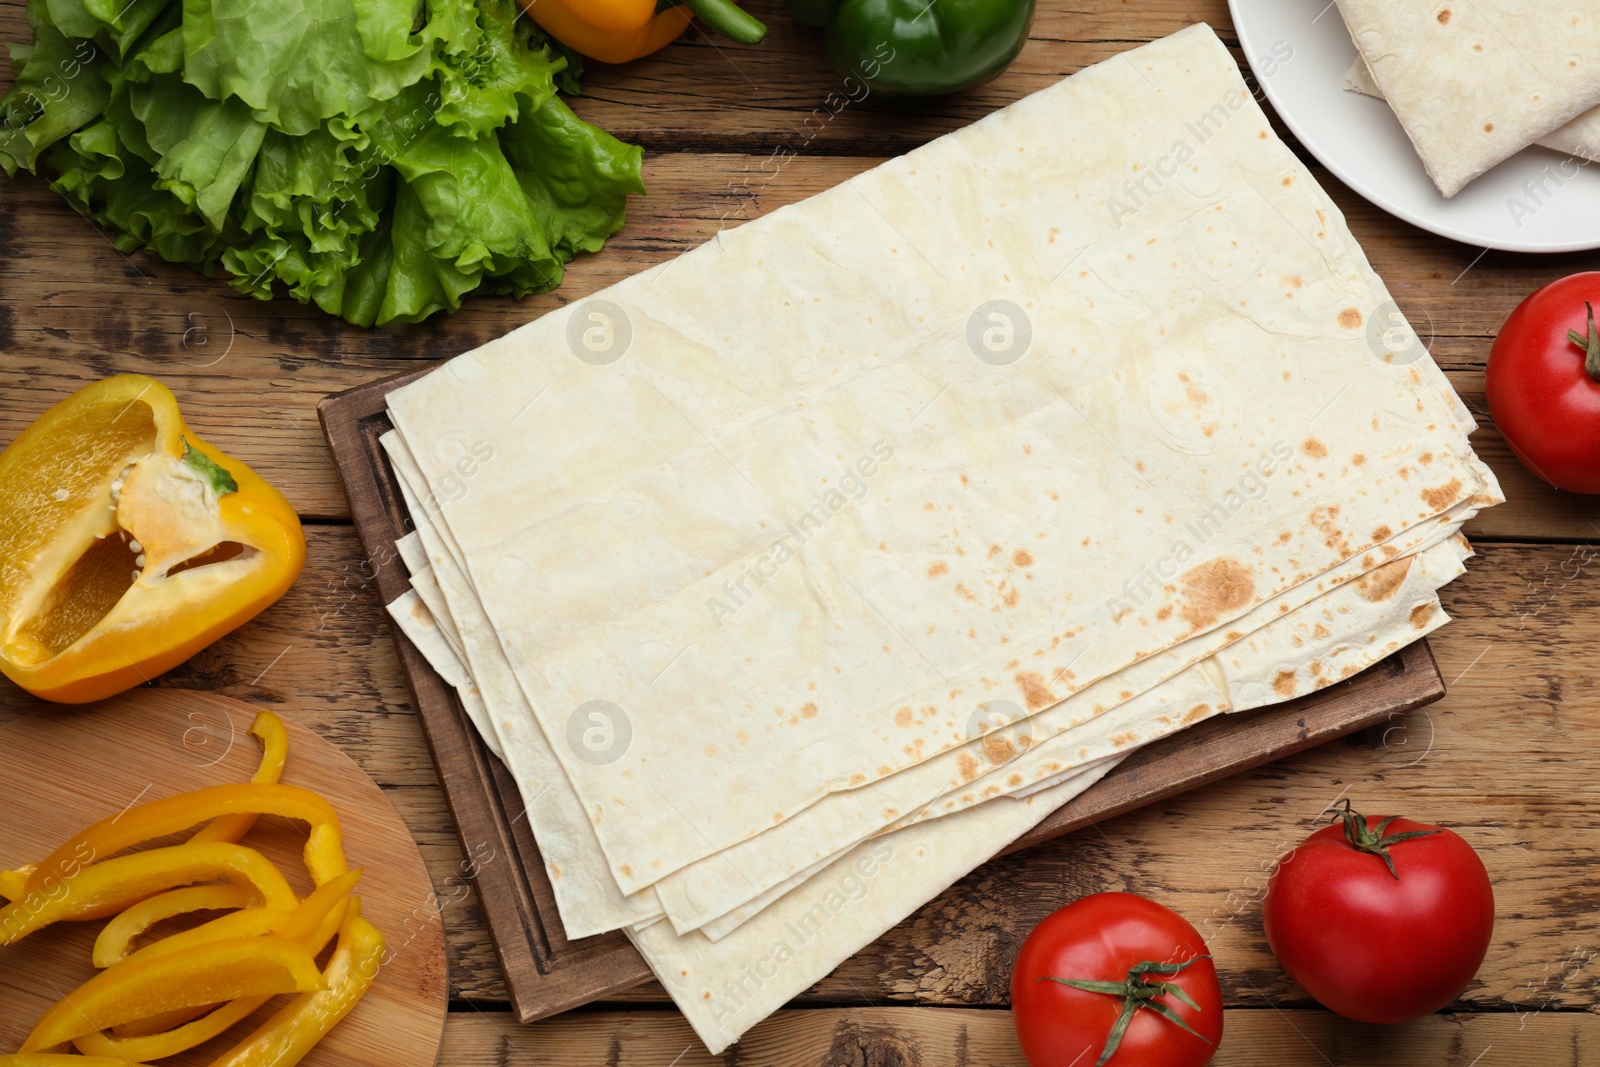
[3,0,1600,1058]
[0,690,447,1065]
[438,1007,1600,1066]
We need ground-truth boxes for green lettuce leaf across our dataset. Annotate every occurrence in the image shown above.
[501,93,642,260]
[1,0,645,325]
[182,0,431,135]
[0,4,111,175]
[128,58,268,227]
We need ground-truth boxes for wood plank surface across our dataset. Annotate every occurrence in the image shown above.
[3,0,1600,1060]
[437,1008,1600,1066]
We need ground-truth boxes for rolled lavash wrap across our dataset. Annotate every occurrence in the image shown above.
[375,22,1501,1051]
[1334,0,1600,196]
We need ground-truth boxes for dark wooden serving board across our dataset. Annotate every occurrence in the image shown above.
[320,369,1446,1025]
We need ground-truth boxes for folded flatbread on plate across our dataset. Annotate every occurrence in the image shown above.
[1344,56,1600,165]
[1334,0,1600,195]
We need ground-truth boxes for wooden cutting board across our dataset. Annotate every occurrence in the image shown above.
[0,689,447,1066]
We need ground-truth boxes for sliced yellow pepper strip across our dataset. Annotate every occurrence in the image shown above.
[192,712,290,845]
[0,374,306,704]
[74,874,361,1062]
[210,899,385,1067]
[8,713,289,914]
[0,864,33,901]
[0,842,296,944]
[93,882,258,968]
[19,936,325,1053]
[26,782,344,896]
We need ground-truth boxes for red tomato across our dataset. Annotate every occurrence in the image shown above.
[1011,893,1222,1067]
[1486,272,1600,494]
[1263,801,1493,1024]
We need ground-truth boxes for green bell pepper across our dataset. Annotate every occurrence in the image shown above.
[787,0,1036,97]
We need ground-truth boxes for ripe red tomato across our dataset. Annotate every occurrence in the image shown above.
[1011,893,1222,1067]
[1263,801,1493,1024]
[1486,272,1600,494]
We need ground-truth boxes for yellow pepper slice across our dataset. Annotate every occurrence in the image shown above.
[0,864,33,901]
[20,936,325,1053]
[210,899,385,1067]
[0,374,305,704]
[75,874,360,1061]
[192,711,290,845]
[0,842,296,943]
[93,882,258,968]
[26,782,345,897]
[4,712,287,907]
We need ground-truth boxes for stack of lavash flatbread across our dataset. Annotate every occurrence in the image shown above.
[376,24,1501,1054]
[1333,0,1600,196]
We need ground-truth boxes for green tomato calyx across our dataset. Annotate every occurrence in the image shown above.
[1041,954,1213,1067]
[1330,798,1440,880]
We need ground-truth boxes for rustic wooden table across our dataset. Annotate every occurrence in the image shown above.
[2,2,1598,1063]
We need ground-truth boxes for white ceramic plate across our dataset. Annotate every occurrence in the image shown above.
[1229,0,1600,253]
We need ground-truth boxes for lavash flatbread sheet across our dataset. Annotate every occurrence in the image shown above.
[1344,57,1600,164]
[690,530,1469,942]
[374,24,1497,979]
[380,262,1491,927]
[386,589,505,761]
[395,531,428,580]
[388,399,1491,939]
[391,520,1465,941]
[630,527,1472,1053]
[386,20,1496,901]
[646,500,1490,936]
[629,766,1115,1055]
[396,531,478,675]
[1334,0,1600,195]
[694,754,1121,943]
[384,431,667,937]
[388,590,470,688]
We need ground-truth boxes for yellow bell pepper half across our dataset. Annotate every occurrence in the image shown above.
[0,374,305,703]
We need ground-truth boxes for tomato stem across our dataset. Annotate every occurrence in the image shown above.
[1041,955,1214,1067]
[1567,301,1600,383]
[1328,798,1439,880]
